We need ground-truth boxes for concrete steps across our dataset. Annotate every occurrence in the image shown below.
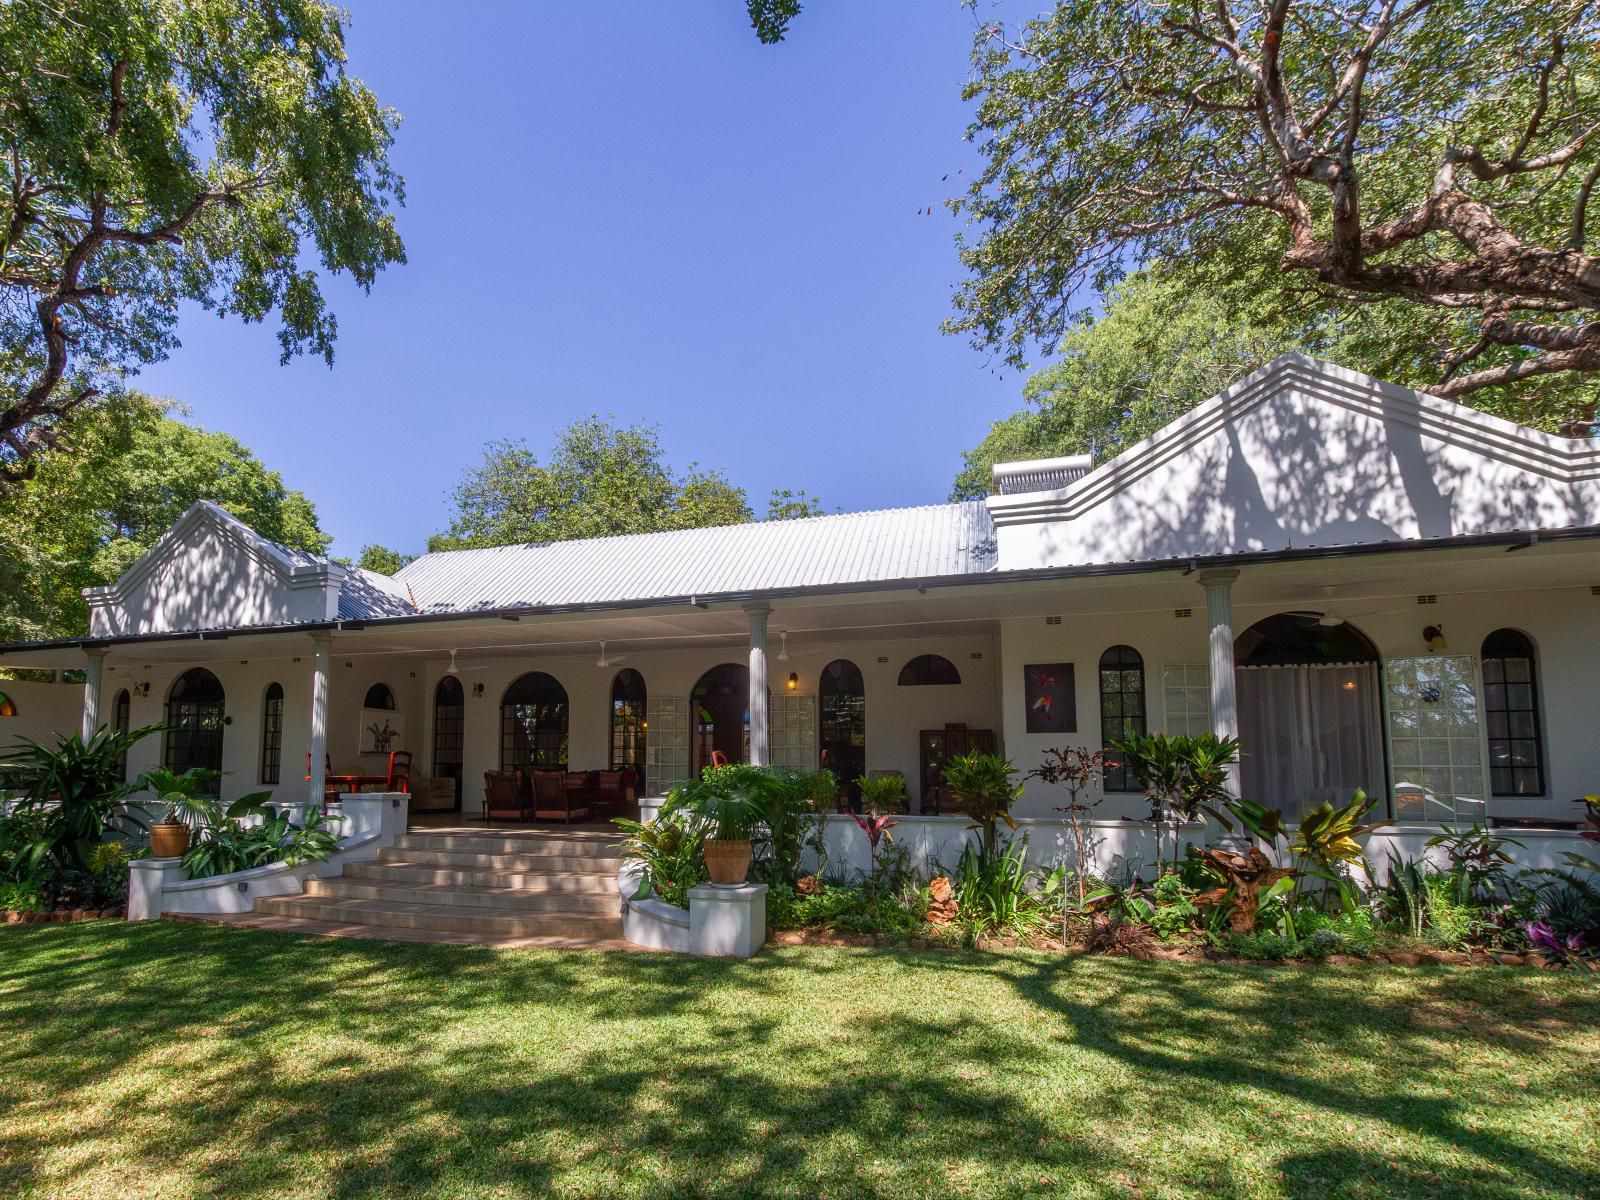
[212,829,632,947]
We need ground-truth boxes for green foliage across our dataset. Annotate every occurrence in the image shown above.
[180,804,340,879]
[746,0,801,44]
[0,877,44,912]
[1109,731,1239,873]
[1147,873,1199,940]
[768,881,924,938]
[1,724,160,878]
[1426,824,1523,904]
[951,837,1060,939]
[948,2,1600,419]
[133,765,228,827]
[613,813,707,909]
[429,418,754,551]
[0,395,329,639]
[940,752,1022,865]
[1421,875,1477,951]
[765,489,827,520]
[855,772,907,814]
[0,0,405,485]
[1223,930,1301,962]
[353,545,413,576]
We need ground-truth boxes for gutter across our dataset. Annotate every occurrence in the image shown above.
[5,523,1599,656]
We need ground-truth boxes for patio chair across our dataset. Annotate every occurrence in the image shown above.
[483,771,532,825]
[588,770,629,818]
[385,750,412,793]
[534,769,591,824]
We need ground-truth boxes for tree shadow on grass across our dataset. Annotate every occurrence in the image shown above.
[2,925,1597,1199]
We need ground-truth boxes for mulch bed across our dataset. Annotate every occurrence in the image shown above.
[3,907,123,925]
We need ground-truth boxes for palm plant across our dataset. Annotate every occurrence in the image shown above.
[1109,732,1240,875]
[0,724,162,880]
[134,766,226,829]
[666,765,776,886]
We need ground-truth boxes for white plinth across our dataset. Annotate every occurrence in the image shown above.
[687,883,767,958]
[127,857,184,921]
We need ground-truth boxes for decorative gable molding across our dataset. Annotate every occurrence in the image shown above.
[85,501,347,637]
[986,354,1600,571]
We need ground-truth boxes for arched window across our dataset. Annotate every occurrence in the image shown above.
[363,683,397,710]
[112,688,131,778]
[1099,645,1146,792]
[819,659,866,790]
[610,669,647,772]
[692,663,750,774]
[897,654,961,686]
[501,672,568,772]
[165,668,225,783]
[1233,615,1383,821]
[0,692,15,718]
[258,683,284,785]
[1482,628,1544,796]
[433,675,464,805]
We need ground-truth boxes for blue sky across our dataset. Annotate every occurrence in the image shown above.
[133,2,1034,559]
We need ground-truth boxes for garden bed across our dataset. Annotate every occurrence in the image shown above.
[2,905,122,924]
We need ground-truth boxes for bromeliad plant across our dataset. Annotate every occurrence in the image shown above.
[613,812,708,908]
[850,804,900,892]
[941,752,1022,869]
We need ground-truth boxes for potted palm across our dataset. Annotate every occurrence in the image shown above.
[669,768,768,887]
[135,766,223,858]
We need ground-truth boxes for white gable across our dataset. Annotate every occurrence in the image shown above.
[986,354,1600,571]
[84,502,347,637]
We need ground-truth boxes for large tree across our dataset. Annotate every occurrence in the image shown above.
[950,1,1600,427]
[0,393,328,640]
[430,417,756,551]
[0,0,404,487]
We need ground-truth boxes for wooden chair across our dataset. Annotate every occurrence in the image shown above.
[483,770,531,825]
[591,769,628,818]
[385,750,413,793]
[534,769,590,824]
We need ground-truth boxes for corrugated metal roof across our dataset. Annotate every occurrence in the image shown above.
[393,502,997,613]
[338,567,418,620]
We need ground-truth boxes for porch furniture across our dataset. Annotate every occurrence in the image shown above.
[409,776,457,812]
[581,769,633,818]
[534,769,591,823]
[483,770,532,824]
[384,750,412,792]
[918,726,996,815]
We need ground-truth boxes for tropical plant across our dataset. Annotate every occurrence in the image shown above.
[1109,732,1240,874]
[1374,851,1430,939]
[0,878,45,912]
[1146,872,1199,940]
[850,804,901,892]
[951,837,1059,939]
[133,766,227,829]
[181,801,339,880]
[0,724,161,881]
[941,752,1022,869]
[613,812,707,909]
[1028,746,1105,909]
[1426,823,1524,905]
[1290,790,1387,907]
[856,772,908,814]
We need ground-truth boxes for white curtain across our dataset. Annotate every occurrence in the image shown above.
[1237,663,1384,821]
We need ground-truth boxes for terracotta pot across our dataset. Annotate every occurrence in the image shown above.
[703,838,752,886]
[149,822,190,859]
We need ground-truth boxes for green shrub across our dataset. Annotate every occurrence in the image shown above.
[1422,874,1476,949]
[1147,872,1199,939]
[1224,929,1299,960]
[0,878,44,912]
[769,882,923,938]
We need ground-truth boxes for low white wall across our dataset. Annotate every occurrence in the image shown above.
[128,793,409,921]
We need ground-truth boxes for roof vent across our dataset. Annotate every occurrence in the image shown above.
[1045,615,1061,626]
[991,453,1093,496]
[1174,608,1192,619]
[1416,594,1437,605]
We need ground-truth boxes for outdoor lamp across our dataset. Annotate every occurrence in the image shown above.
[1423,625,1448,652]
[786,672,799,691]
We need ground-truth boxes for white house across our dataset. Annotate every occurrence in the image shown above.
[2,355,1597,835]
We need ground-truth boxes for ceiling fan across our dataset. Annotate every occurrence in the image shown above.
[445,649,459,674]
[1287,585,1383,627]
[596,641,629,668]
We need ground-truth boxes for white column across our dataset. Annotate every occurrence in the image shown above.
[308,634,332,806]
[81,648,108,739]
[746,603,770,767]
[1198,569,1240,793]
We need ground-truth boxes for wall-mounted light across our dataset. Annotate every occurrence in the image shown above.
[1423,624,1448,653]
[472,682,485,698]
[1341,679,1356,691]
[786,672,799,691]
[134,681,150,697]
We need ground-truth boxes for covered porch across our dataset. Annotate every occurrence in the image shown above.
[3,534,1597,832]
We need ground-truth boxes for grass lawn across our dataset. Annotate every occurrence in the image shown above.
[1,923,1596,1200]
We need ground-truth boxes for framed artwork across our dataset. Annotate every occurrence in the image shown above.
[359,708,405,756]
[1024,663,1076,733]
